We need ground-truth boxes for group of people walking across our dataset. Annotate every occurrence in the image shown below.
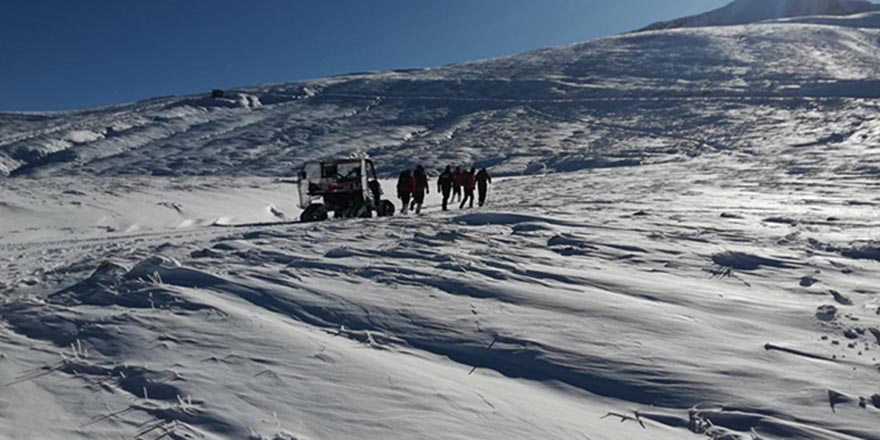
[397,165,492,214]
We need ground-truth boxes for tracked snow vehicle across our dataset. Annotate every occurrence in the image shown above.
[297,155,395,222]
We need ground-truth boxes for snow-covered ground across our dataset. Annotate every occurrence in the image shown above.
[2,2,880,439]
[1,153,878,439]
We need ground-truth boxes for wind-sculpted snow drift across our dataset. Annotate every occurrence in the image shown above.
[2,3,880,440]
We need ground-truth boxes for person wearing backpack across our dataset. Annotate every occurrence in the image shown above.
[437,166,454,211]
[397,169,415,214]
[452,166,463,202]
[459,168,476,209]
[476,168,492,207]
[412,165,430,214]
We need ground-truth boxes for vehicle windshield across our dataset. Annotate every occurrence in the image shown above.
[322,162,361,180]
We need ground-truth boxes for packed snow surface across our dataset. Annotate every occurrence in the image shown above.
[2,4,880,440]
[2,156,879,440]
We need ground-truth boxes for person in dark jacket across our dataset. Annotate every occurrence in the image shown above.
[397,170,415,214]
[452,166,463,202]
[412,165,429,214]
[437,166,454,211]
[460,168,476,209]
[476,168,492,207]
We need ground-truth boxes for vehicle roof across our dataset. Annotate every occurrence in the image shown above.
[321,158,372,165]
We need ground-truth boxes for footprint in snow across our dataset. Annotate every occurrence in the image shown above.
[157,201,184,213]
[869,328,880,345]
[313,352,336,364]
[830,290,853,306]
[800,276,820,287]
[816,305,837,322]
[269,205,286,219]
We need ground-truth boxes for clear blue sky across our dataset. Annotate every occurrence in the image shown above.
[0,0,731,111]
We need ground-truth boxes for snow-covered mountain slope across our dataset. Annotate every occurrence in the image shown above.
[1,152,879,440]
[4,12,880,178]
[641,0,879,31]
[777,9,880,27]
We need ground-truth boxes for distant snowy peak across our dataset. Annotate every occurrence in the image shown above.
[640,0,879,31]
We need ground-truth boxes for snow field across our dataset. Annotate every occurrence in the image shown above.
[1,155,878,439]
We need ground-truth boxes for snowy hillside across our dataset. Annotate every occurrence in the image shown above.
[640,0,878,31]
[2,3,880,440]
[777,9,880,27]
[4,6,880,178]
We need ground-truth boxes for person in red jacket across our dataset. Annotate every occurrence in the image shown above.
[412,165,429,214]
[476,168,492,207]
[397,169,415,214]
[452,166,463,202]
[459,168,476,209]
